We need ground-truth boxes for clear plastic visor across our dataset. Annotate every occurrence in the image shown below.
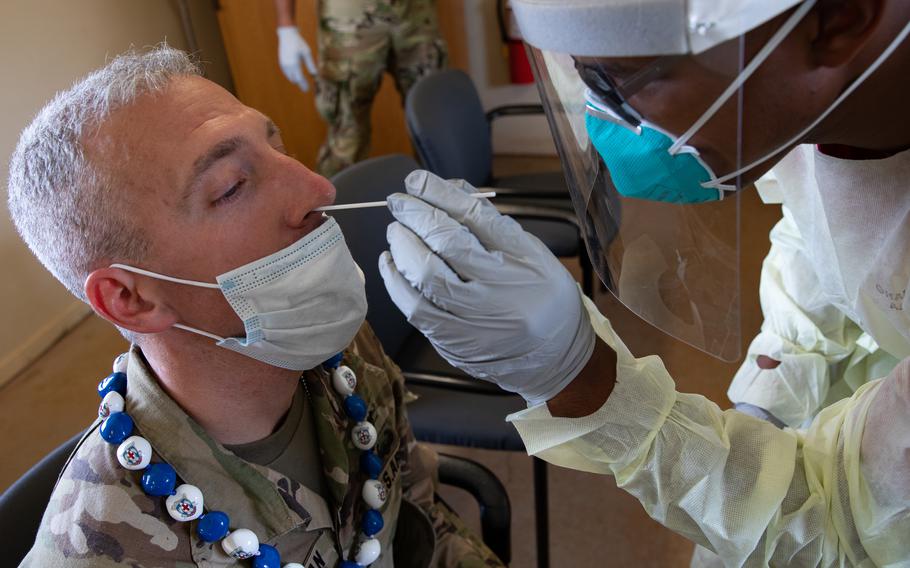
[528,44,745,361]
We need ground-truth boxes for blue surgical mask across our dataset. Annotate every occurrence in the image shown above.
[112,216,367,371]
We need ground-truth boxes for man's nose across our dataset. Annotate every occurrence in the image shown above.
[281,164,336,227]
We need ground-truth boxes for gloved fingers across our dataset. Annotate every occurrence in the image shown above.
[399,170,533,256]
[378,251,458,332]
[387,193,505,283]
[302,50,318,76]
[386,222,479,314]
[293,57,310,92]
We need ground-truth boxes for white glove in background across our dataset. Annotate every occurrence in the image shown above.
[379,170,596,405]
[277,26,318,92]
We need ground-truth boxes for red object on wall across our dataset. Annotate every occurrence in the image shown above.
[508,41,534,84]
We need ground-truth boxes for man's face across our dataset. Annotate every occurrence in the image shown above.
[89,75,336,337]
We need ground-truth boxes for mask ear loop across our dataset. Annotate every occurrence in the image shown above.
[666,0,819,157]
[109,263,227,341]
[707,17,910,188]
[109,264,221,289]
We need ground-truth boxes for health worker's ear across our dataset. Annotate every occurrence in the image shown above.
[85,267,178,334]
[809,0,885,68]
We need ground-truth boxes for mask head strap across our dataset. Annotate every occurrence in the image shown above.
[668,0,819,156]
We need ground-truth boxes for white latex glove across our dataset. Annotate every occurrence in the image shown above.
[276,26,318,92]
[379,170,597,405]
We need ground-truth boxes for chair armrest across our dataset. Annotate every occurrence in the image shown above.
[485,104,545,124]
[437,453,512,565]
[402,371,513,396]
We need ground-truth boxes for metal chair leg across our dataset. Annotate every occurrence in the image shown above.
[533,457,549,568]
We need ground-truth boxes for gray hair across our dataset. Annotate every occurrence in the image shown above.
[7,44,202,303]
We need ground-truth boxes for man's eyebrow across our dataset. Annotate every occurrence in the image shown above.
[184,136,243,200]
[181,119,279,203]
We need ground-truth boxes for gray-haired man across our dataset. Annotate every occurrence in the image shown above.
[8,45,502,568]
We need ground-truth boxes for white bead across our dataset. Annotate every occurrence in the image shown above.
[222,528,259,559]
[351,421,377,450]
[113,352,129,373]
[332,365,357,396]
[99,391,125,419]
[165,484,204,522]
[362,479,388,509]
[283,564,305,568]
[116,435,152,470]
[355,538,382,566]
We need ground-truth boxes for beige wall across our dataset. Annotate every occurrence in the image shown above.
[0,0,231,387]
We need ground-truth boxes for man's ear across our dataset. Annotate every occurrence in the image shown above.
[811,0,885,67]
[85,267,178,334]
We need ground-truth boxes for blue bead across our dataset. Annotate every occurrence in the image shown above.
[362,509,384,537]
[196,511,230,542]
[339,562,362,568]
[360,451,383,479]
[98,372,127,398]
[251,544,280,568]
[343,394,368,421]
[141,463,177,496]
[322,352,344,369]
[99,412,133,444]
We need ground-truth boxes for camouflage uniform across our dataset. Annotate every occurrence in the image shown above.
[315,0,447,177]
[22,324,503,568]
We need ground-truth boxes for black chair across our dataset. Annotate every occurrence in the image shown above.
[0,430,511,566]
[332,154,553,568]
[405,68,593,295]
[0,430,84,564]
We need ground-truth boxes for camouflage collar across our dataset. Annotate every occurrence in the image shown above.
[123,346,335,543]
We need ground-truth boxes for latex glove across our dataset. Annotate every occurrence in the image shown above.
[379,170,597,405]
[276,26,318,92]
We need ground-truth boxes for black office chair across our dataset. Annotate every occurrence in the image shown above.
[332,154,553,568]
[405,68,593,295]
[0,430,85,564]
[1,430,510,566]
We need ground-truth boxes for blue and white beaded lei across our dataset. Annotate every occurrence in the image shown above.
[97,352,385,568]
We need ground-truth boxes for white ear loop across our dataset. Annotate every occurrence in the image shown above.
[706,17,910,188]
[109,263,226,341]
[109,264,221,289]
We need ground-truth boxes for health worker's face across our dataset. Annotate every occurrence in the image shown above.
[579,12,833,187]
[88,75,336,338]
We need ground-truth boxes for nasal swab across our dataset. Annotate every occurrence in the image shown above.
[316,191,496,212]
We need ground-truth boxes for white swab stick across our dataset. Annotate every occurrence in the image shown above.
[316,191,496,212]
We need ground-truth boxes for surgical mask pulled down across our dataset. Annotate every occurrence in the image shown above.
[112,216,367,371]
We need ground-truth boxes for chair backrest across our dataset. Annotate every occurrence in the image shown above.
[330,155,421,359]
[405,69,493,187]
[0,431,84,564]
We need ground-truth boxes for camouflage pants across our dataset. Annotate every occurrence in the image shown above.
[315,0,447,177]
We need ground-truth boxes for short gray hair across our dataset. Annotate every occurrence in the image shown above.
[7,44,202,302]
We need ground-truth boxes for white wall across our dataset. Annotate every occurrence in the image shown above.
[462,0,557,156]
[0,0,231,387]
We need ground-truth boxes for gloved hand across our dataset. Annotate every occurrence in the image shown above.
[379,170,597,406]
[276,26,318,92]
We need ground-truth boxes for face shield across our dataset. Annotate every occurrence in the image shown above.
[517,0,819,361]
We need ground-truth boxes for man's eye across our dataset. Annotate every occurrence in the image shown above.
[216,179,245,205]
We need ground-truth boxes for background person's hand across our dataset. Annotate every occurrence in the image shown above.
[276,26,318,92]
[379,170,596,405]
